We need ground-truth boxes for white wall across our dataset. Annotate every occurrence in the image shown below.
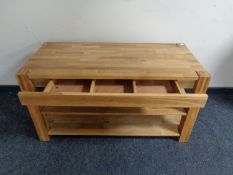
[0,0,233,86]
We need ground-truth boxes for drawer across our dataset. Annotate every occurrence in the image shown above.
[18,79,208,108]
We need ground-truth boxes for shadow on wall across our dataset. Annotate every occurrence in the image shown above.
[212,40,233,87]
[0,43,41,85]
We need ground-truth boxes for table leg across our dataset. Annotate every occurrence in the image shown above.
[179,71,210,142]
[17,69,50,141]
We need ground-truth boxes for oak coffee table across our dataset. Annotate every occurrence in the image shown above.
[17,42,210,142]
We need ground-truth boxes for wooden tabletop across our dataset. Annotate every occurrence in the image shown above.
[20,42,207,80]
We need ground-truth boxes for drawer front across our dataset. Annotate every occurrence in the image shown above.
[18,79,208,108]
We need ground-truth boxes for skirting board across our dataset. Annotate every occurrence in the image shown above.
[0,86,233,95]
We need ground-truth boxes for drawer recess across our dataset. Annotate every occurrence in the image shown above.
[43,79,185,94]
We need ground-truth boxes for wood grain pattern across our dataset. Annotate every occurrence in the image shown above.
[41,106,187,116]
[136,80,174,93]
[16,69,50,141]
[18,92,207,107]
[94,80,133,93]
[45,115,181,137]
[170,81,186,94]
[49,79,91,92]
[27,106,50,141]
[179,71,211,142]
[43,80,55,92]
[16,42,210,142]
[90,80,96,93]
[179,108,200,142]
[132,80,137,93]
[20,42,207,80]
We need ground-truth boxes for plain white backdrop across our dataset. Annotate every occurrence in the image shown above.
[0,0,232,86]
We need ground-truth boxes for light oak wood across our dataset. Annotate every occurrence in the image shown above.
[16,69,50,141]
[28,106,50,141]
[193,71,211,94]
[170,81,186,94]
[94,80,133,93]
[46,115,181,137]
[179,108,200,142]
[178,80,195,89]
[16,42,210,142]
[41,107,187,116]
[49,79,91,92]
[23,43,207,80]
[18,92,207,108]
[136,80,174,93]
[90,80,96,93]
[132,80,137,93]
[16,67,35,91]
[28,69,198,80]
[43,80,55,92]
[179,71,211,142]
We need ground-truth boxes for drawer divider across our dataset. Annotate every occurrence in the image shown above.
[170,80,186,94]
[43,80,55,93]
[90,80,96,93]
[132,80,137,93]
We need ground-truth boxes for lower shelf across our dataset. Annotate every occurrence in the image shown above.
[46,115,181,137]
